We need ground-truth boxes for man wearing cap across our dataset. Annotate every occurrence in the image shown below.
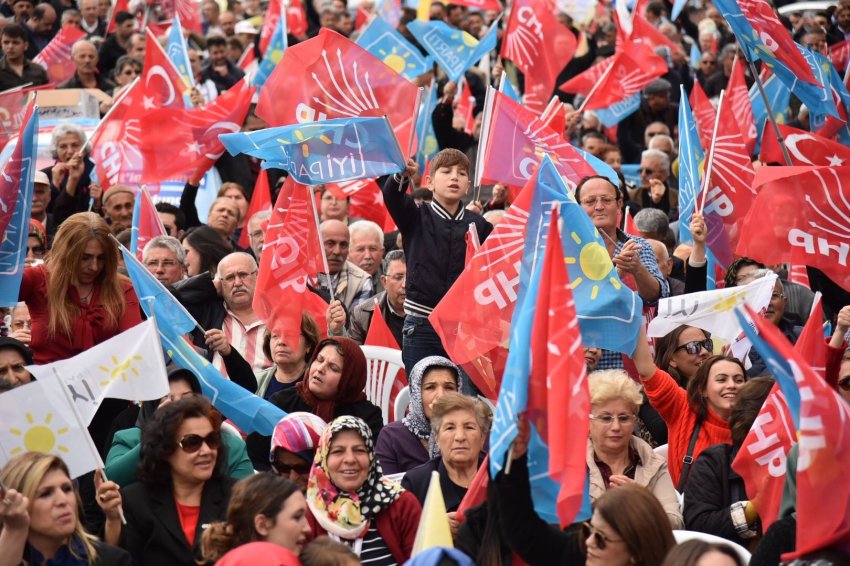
[102,185,135,234]
[617,78,678,164]
[234,20,258,50]
[30,170,57,242]
[0,337,34,392]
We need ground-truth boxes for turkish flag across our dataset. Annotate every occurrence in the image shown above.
[478,89,597,188]
[456,79,475,135]
[254,177,329,349]
[559,41,667,110]
[728,57,757,155]
[32,25,85,86]
[501,0,576,107]
[0,86,37,151]
[0,99,35,242]
[428,179,535,399]
[364,303,407,421]
[159,0,202,34]
[529,206,590,528]
[142,28,188,110]
[90,81,146,191]
[737,166,850,292]
[760,124,850,166]
[138,80,255,183]
[259,0,282,54]
[324,178,388,229]
[256,29,419,154]
[286,0,308,39]
[238,170,273,249]
[626,9,677,52]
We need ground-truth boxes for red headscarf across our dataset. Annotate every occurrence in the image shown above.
[295,337,367,423]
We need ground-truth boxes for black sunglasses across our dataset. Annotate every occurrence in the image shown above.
[580,522,624,551]
[271,461,312,476]
[178,432,220,453]
[675,338,714,356]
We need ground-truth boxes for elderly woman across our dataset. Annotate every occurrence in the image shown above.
[201,474,311,562]
[376,356,463,475]
[43,124,98,226]
[0,453,132,565]
[305,416,422,564]
[270,337,384,442]
[99,397,234,566]
[586,370,683,529]
[269,412,328,491]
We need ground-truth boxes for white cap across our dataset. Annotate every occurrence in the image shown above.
[33,170,49,185]
[234,20,259,35]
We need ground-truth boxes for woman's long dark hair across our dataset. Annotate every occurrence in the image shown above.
[183,225,233,275]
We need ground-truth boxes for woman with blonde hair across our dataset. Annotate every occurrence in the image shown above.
[19,212,141,364]
[0,452,131,565]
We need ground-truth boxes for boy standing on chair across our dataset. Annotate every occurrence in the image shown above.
[382,149,493,381]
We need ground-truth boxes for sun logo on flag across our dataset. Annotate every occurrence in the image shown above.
[286,129,333,159]
[712,289,747,313]
[9,412,70,454]
[564,232,622,300]
[377,46,418,75]
[98,354,144,387]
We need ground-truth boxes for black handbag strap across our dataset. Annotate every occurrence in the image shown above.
[677,421,702,493]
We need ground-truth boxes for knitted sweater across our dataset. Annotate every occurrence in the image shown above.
[643,367,732,488]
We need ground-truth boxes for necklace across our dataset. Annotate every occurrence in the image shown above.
[78,285,94,303]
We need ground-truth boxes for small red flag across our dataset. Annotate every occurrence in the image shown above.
[325,178,388,229]
[0,99,35,242]
[142,27,189,110]
[286,0,308,39]
[830,38,850,74]
[106,0,130,34]
[456,454,490,523]
[159,0,202,34]
[689,82,717,151]
[728,57,757,155]
[33,25,86,86]
[238,170,273,249]
[259,0,283,54]
[132,186,167,261]
[455,79,475,135]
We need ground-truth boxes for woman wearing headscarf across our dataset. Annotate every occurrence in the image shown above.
[375,356,463,475]
[305,416,421,565]
[270,412,328,491]
[270,337,383,442]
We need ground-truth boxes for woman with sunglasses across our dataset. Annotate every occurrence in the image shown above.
[633,327,746,492]
[269,412,328,491]
[654,326,713,388]
[104,397,234,566]
[494,415,675,566]
[587,370,683,528]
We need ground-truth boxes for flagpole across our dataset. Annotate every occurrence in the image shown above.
[576,60,616,113]
[698,89,725,214]
[747,60,793,166]
[473,84,496,202]
[407,87,424,159]
[306,183,336,304]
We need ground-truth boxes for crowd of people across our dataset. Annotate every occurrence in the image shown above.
[2,0,850,565]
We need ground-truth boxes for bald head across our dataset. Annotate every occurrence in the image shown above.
[648,239,672,279]
[321,219,350,275]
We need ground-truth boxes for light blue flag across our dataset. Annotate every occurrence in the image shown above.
[356,16,433,80]
[219,117,406,185]
[0,107,38,307]
[810,51,850,131]
[252,8,288,88]
[406,19,497,82]
[749,73,791,155]
[524,157,641,354]
[120,244,198,337]
[501,76,521,102]
[621,163,641,187]
[573,146,620,187]
[166,15,194,88]
[690,42,702,69]
[594,93,640,127]
[415,82,440,170]
[159,328,285,435]
[671,0,688,21]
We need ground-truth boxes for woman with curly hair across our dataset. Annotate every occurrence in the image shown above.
[99,397,233,566]
[201,474,310,562]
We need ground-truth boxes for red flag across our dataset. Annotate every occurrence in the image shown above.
[728,57,757,155]
[558,56,612,98]
[133,187,167,261]
[448,0,501,10]
[33,26,86,86]
[559,41,667,110]
[623,205,638,235]
[256,29,419,153]
[0,100,35,242]
[363,300,407,421]
[760,124,850,166]
[0,87,34,151]
[789,264,811,288]
[138,80,255,183]
[428,180,535,399]
[286,0,308,39]
[737,166,850,292]
[501,0,576,112]
[455,79,475,135]
[540,96,566,137]
[529,206,590,527]
[627,9,677,52]
[238,43,257,72]
[254,177,329,348]
[325,178,388,228]
[465,222,480,264]
[142,27,189,110]
[739,0,819,85]
[259,0,283,54]
[478,90,598,188]
[91,81,146,191]
[159,0,202,34]
[456,454,490,523]
[106,0,130,34]
[689,82,717,150]
[238,170,273,249]
[830,38,850,74]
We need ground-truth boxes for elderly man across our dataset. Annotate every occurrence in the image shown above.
[219,11,236,37]
[7,302,31,345]
[631,149,677,220]
[78,0,106,38]
[143,236,187,286]
[648,239,683,296]
[0,337,34,392]
[320,219,373,311]
[173,252,270,374]
[127,31,145,59]
[60,39,111,89]
[576,176,669,368]
[102,185,134,233]
[349,251,406,346]
[634,207,684,282]
[348,220,385,292]
[246,209,271,260]
[30,171,56,240]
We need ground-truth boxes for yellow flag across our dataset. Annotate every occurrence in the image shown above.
[417,0,431,21]
[412,471,454,555]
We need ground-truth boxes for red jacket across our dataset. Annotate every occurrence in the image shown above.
[307,490,422,563]
[20,265,142,364]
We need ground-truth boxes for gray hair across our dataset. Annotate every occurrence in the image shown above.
[634,208,670,237]
[61,9,80,25]
[720,43,738,62]
[50,123,86,154]
[430,392,493,437]
[71,39,97,57]
[648,134,675,152]
[641,148,670,172]
[382,249,405,273]
[348,220,384,246]
[215,252,258,280]
[248,209,272,229]
[142,236,186,265]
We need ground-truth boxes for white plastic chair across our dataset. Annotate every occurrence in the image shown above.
[394,385,410,421]
[361,345,405,425]
[654,443,669,459]
[672,530,751,563]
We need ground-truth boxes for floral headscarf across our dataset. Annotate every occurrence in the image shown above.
[306,415,403,539]
[403,356,463,458]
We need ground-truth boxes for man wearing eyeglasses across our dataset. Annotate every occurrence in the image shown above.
[142,236,187,286]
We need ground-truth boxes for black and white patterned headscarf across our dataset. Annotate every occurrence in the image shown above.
[403,356,463,458]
